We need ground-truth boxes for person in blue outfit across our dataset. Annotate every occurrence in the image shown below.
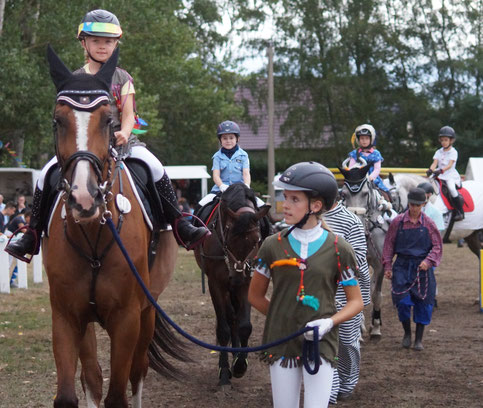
[417,182,445,234]
[348,124,391,201]
[199,120,264,207]
[382,188,443,351]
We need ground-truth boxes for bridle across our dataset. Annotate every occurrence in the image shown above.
[53,89,120,223]
[201,203,261,281]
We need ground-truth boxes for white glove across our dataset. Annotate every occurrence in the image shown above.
[304,318,334,341]
[219,184,229,192]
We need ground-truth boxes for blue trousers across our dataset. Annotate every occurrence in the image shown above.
[397,294,433,325]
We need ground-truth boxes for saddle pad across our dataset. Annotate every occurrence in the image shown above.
[440,186,475,212]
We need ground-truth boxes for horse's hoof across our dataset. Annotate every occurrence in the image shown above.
[218,367,232,386]
[232,356,248,378]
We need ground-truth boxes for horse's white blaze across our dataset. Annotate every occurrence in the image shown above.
[85,386,98,408]
[74,110,90,150]
[132,378,143,408]
[71,110,97,214]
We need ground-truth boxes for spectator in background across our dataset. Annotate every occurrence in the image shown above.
[0,202,17,234]
[0,194,5,211]
[15,194,27,215]
[8,209,31,236]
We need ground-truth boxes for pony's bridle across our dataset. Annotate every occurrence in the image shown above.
[203,204,260,280]
[53,89,118,222]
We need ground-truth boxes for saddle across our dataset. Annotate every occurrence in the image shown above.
[43,159,166,269]
[438,179,474,213]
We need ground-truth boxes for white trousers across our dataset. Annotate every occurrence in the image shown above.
[37,146,165,190]
[199,192,265,208]
[269,358,334,408]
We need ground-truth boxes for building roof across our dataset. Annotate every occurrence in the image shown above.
[235,86,332,151]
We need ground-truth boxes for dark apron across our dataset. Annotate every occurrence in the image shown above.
[391,215,436,305]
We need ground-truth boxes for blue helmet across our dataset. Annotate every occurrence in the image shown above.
[217,120,240,140]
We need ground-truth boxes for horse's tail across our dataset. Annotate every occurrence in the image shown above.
[148,311,192,380]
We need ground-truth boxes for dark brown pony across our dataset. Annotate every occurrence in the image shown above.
[194,184,270,387]
[43,46,180,408]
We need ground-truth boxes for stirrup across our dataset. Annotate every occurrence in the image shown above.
[4,225,39,264]
[173,212,211,250]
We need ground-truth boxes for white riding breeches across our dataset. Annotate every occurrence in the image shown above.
[269,358,334,408]
[199,192,265,208]
[36,146,165,191]
[445,179,459,198]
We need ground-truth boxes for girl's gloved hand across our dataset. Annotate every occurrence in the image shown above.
[219,184,229,192]
[304,318,334,341]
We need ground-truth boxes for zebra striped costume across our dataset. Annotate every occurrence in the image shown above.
[324,202,371,403]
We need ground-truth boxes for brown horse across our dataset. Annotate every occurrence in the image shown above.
[194,184,270,387]
[42,46,180,408]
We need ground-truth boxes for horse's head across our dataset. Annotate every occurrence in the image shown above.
[338,162,373,215]
[48,45,118,223]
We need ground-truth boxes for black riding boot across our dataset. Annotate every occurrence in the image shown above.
[401,319,411,349]
[452,195,464,221]
[5,187,44,262]
[155,173,210,249]
[413,323,425,351]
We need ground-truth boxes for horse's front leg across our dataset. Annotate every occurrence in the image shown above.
[104,308,141,408]
[231,286,252,379]
[51,308,83,408]
[370,263,384,339]
[79,323,102,408]
[208,278,232,387]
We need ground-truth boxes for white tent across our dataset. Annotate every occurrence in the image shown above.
[465,157,483,182]
[164,165,211,197]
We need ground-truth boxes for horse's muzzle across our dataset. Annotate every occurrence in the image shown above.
[347,207,367,215]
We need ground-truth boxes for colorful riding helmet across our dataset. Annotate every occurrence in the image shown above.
[417,182,435,195]
[407,188,427,205]
[217,120,240,140]
[77,9,122,40]
[438,126,455,139]
[274,161,338,210]
[355,124,376,145]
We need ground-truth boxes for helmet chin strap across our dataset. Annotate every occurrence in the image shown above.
[284,210,314,237]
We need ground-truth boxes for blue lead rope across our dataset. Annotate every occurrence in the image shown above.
[106,218,320,374]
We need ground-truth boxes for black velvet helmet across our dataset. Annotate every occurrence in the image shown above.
[407,188,427,205]
[274,161,338,210]
[438,126,455,139]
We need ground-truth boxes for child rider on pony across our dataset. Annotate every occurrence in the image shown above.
[6,9,209,261]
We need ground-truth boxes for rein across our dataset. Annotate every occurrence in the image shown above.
[105,217,322,375]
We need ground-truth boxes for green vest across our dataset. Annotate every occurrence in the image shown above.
[257,230,358,367]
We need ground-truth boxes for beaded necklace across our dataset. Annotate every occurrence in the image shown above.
[269,232,345,311]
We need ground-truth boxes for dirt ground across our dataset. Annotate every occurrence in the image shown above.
[1,242,483,407]
[142,243,483,408]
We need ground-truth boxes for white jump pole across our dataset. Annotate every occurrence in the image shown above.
[0,239,10,293]
[33,251,43,283]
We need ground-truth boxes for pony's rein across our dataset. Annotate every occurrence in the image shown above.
[104,216,322,374]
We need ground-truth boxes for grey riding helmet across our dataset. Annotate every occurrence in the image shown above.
[417,182,435,195]
[438,126,455,139]
[77,9,123,39]
[217,120,240,140]
[407,188,427,205]
[274,161,338,211]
